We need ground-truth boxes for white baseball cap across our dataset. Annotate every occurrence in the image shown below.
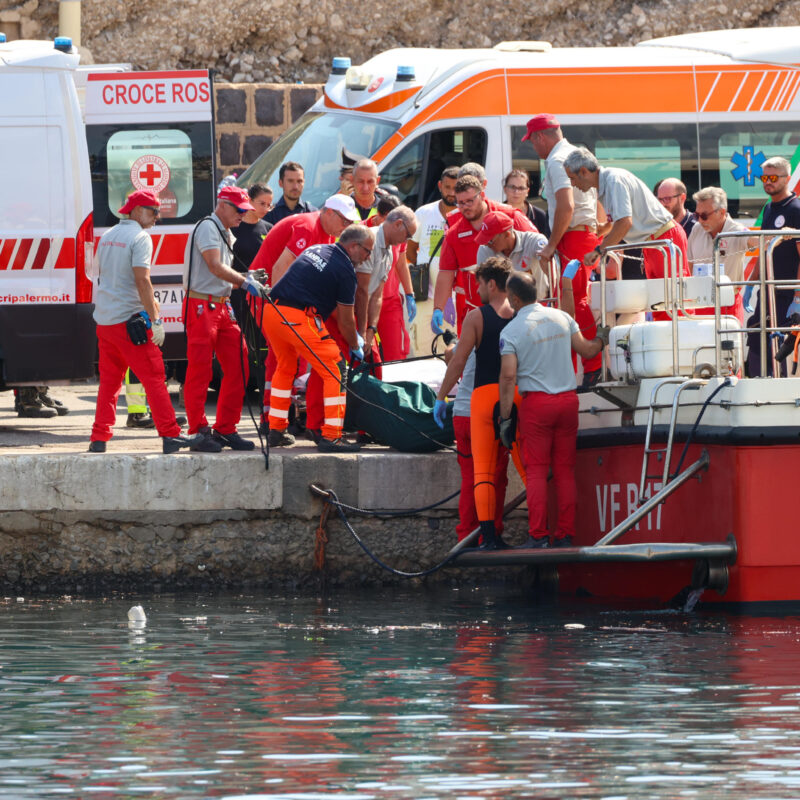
[324,193,360,222]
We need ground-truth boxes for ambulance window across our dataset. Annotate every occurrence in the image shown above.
[380,137,425,207]
[87,122,215,229]
[699,122,800,220]
[595,139,681,190]
[421,128,487,205]
[106,130,193,220]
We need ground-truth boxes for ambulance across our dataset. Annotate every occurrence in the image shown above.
[0,37,214,392]
[239,26,800,218]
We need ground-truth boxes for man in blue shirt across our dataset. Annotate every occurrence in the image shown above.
[261,225,376,452]
[264,161,317,225]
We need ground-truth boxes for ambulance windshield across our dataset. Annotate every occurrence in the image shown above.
[238,112,398,207]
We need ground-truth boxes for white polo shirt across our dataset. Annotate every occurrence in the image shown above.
[543,137,598,230]
[184,213,235,297]
[687,215,750,284]
[500,302,578,394]
[93,219,152,326]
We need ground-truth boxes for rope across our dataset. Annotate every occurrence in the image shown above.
[325,488,460,519]
[320,488,461,578]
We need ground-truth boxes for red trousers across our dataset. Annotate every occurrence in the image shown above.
[643,223,690,280]
[262,303,345,440]
[92,322,180,442]
[470,383,525,522]
[184,297,247,435]
[305,314,380,433]
[453,415,508,540]
[377,293,409,361]
[558,229,600,373]
[519,390,579,540]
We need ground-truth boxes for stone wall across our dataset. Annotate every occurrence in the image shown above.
[0,0,796,85]
[214,82,322,178]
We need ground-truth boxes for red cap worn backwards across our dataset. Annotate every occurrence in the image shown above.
[474,211,513,245]
[118,189,160,215]
[521,113,560,141]
[218,185,255,211]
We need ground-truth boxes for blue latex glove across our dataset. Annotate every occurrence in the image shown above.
[139,310,152,329]
[243,272,266,298]
[787,297,800,319]
[444,297,457,325]
[433,399,448,429]
[743,285,754,315]
[431,308,444,335]
[350,332,365,361]
[563,259,581,280]
[405,294,417,323]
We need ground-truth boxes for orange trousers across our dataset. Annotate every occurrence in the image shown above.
[470,383,525,522]
[261,303,346,440]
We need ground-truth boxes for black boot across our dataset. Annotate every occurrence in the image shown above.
[477,520,509,550]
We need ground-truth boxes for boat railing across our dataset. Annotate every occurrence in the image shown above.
[596,239,684,381]
[711,229,800,378]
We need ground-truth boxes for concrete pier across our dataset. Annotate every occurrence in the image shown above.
[1,386,528,593]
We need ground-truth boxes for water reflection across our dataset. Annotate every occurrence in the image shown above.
[0,592,800,797]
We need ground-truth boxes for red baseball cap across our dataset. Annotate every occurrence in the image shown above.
[218,185,255,212]
[118,189,160,215]
[475,211,514,245]
[521,113,560,141]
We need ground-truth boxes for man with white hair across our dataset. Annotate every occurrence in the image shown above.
[687,186,753,322]
[564,147,690,283]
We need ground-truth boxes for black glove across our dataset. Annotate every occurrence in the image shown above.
[492,402,517,448]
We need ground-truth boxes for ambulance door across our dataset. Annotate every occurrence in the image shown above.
[84,71,215,359]
[377,119,499,209]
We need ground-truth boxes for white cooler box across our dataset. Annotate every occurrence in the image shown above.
[590,276,734,314]
[608,316,743,379]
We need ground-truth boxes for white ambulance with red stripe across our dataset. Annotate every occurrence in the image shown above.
[0,37,215,391]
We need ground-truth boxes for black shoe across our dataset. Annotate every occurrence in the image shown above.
[306,428,322,444]
[287,419,306,437]
[162,435,192,454]
[189,430,223,453]
[267,429,296,447]
[175,414,187,426]
[88,440,106,453]
[38,390,69,416]
[478,536,510,551]
[356,431,376,445]
[16,391,57,418]
[519,535,550,549]
[551,535,574,548]
[127,412,155,429]
[213,430,255,451]
[317,436,361,453]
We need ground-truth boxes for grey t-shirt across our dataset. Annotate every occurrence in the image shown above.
[452,349,476,417]
[597,166,672,242]
[477,230,550,299]
[500,303,578,394]
[184,213,235,297]
[93,219,152,326]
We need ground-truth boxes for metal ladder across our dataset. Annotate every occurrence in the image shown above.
[639,377,708,504]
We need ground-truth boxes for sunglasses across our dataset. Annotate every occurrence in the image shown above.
[224,200,248,214]
[143,206,161,214]
[695,209,721,221]
[504,184,528,192]
[760,174,788,184]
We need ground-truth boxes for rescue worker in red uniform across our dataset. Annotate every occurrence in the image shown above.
[89,190,190,454]
[249,195,359,425]
[432,175,534,336]
[434,256,525,550]
[522,114,603,385]
[261,225,376,452]
[183,186,269,452]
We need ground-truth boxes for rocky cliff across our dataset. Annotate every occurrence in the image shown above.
[1,0,797,83]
